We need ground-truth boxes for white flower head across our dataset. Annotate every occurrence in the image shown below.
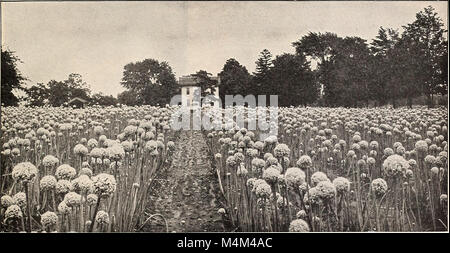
[40,175,57,191]
[284,167,306,187]
[311,171,330,186]
[333,177,350,194]
[289,219,310,232]
[41,211,58,229]
[371,178,388,198]
[262,166,280,185]
[95,210,110,224]
[55,164,76,180]
[4,205,23,221]
[12,162,38,183]
[92,173,116,197]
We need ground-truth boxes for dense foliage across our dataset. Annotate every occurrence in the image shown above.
[1,49,26,106]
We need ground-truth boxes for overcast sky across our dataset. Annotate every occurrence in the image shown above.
[2,1,448,96]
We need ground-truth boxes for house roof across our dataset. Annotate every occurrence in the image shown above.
[178,75,220,87]
[178,76,198,86]
[68,97,88,104]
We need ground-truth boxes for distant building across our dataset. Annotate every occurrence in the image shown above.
[67,97,88,108]
[179,74,220,108]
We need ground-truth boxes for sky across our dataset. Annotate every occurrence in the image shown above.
[2,1,448,96]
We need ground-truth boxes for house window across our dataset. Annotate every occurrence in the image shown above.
[186,87,190,95]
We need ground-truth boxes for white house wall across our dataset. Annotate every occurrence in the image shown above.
[181,86,220,108]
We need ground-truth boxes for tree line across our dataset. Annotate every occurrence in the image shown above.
[220,6,447,108]
[1,6,447,108]
[26,73,119,107]
[1,54,119,107]
[116,6,448,108]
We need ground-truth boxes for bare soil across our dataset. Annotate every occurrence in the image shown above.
[142,130,225,232]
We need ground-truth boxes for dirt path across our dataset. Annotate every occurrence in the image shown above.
[144,130,225,232]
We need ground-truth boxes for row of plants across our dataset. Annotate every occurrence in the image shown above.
[0,105,176,232]
[203,106,448,232]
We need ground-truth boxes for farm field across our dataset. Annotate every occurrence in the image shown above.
[0,105,448,232]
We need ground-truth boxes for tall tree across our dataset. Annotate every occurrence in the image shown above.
[90,92,118,106]
[26,83,49,106]
[118,90,140,106]
[293,32,343,106]
[218,58,252,104]
[46,80,70,106]
[1,49,26,106]
[386,36,424,108]
[65,73,91,101]
[269,53,318,107]
[294,33,372,107]
[252,49,273,102]
[369,27,401,106]
[402,6,448,107]
[331,36,372,107]
[293,32,341,64]
[121,59,178,105]
[192,70,218,98]
[43,73,90,107]
[437,49,448,95]
[371,27,400,56]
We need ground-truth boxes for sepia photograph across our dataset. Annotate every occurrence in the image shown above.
[0,0,448,239]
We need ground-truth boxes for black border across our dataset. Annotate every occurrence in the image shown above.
[1,0,449,250]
